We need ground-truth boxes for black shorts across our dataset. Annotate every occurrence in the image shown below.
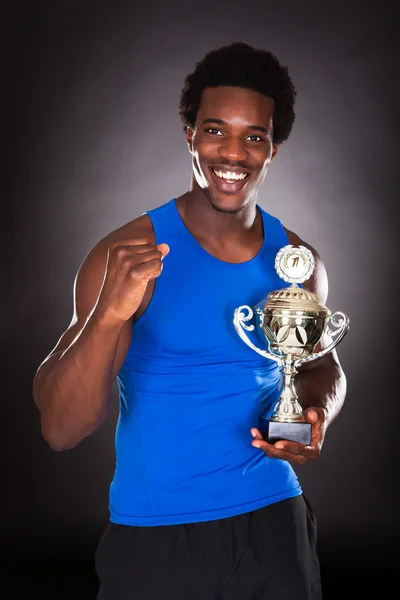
[95,494,321,600]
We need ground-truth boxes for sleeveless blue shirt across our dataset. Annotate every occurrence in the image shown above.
[111,198,302,526]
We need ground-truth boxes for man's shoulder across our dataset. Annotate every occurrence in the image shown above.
[282,225,328,304]
[95,196,175,251]
[92,214,154,250]
[100,213,155,247]
[283,226,311,251]
[77,213,155,276]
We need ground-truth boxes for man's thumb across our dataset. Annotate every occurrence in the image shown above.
[157,243,170,258]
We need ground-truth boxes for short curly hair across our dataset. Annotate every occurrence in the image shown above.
[179,42,296,145]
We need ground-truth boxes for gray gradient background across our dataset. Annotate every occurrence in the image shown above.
[5,0,399,596]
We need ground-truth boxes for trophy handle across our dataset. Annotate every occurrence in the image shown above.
[294,311,350,368]
[233,306,283,365]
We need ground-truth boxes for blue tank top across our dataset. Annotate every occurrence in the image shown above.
[111,198,302,526]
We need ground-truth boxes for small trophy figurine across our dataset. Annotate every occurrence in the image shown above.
[233,245,349,445]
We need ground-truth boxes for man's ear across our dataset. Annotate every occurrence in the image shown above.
[186,127,194,154]
[271,143,279,161]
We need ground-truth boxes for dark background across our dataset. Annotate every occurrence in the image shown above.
[5,0,399,597]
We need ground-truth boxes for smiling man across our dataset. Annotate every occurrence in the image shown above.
[33,42,347,600]
[187,87,277,212]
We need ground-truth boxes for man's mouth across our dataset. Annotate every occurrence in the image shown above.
[210,167,249,183]
[208,167,250,194]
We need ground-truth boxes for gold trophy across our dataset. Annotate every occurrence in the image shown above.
[233,245,349,445]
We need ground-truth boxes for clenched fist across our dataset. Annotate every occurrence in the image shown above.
[95,238,170,325]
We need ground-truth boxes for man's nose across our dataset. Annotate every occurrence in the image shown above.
[217,136,248,162]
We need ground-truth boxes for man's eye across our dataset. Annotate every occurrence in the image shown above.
[205,128,223,135]
[247,135,264,142]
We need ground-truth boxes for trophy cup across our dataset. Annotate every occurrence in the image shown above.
[233,245,349,445]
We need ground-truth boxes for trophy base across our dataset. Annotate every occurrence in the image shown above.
[265,420,312,445]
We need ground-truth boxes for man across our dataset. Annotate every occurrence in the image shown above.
[33,42,347,599]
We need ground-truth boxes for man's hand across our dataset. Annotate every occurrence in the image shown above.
[95,239,170,326]
[250,407,327,466]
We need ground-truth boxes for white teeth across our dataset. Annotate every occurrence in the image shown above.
[212,169,247,181]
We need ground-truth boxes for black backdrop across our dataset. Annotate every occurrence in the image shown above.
[5,1,399,597]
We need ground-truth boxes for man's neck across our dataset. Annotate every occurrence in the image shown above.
[176,190,260,245]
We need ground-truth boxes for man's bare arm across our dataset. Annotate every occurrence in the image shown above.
[250,228,348,465]
[33,234,131,451]
[33,219,169,452]
[286,229,348,428]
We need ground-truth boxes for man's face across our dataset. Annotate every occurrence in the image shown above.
[186,86,278,213]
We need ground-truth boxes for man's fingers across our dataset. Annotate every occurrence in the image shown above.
[110,238,154,248]
[120,248,163,260]
[250,428,264,441]
[274,441,307,454]
[305,410,319,423]
[304,407,326,425]
[157,243,170,258]
[109,240,170,258]
[275,440,317,459]
[251,438,309,466]
[134,257,164,279]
